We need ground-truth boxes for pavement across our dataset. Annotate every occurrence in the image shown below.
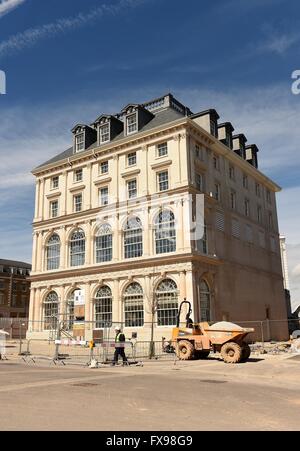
[0,353,300,431]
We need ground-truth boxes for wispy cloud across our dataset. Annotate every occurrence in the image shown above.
[259,31,300,55]
[0,0,148,58]
[0,0,25,19]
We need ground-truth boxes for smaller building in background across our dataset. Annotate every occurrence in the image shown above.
[0,259,31,319]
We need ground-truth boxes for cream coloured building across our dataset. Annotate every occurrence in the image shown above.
[28,93,288,341]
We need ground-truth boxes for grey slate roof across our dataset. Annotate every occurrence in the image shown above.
[0,259,31,269]
[34,107,186,171]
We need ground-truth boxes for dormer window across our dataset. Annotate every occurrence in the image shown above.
[99,124,110,144]
[75,134,84,152]
[127,114,137,134]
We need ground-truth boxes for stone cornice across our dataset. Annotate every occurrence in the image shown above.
[29,253,221,285]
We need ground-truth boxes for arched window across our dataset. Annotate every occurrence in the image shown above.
[200,280,211,322]
[44,291,59,330]
[155,279,178,326]
[124,282,144,327]
[95,224,112,263]
[124,217,143,259]
[155,210,176,254]
[95,286,113,328]
[46,234,60,270]
[70,230,85,267]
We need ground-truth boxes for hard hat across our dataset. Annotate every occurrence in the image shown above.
[115,326,121,331]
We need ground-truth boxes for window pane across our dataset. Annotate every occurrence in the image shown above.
[124,283,144,327]
[95,286,112,328]
[70,230,85,266]
[156,279,178,326]
[124,217,143,258]
[155,210,176,254]
[46,234,60,270]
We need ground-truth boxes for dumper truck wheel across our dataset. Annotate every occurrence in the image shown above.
[195,350,210,359]
[221,342,242,364]
[177,340,194,360]
[241,343,251,361]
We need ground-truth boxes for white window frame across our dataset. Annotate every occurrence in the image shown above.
[157,142,168,158]
[50,200,59,218]
[127,152,137,167]
[99,186,109,206]
[100,161,109,175]
[51,176,59,190]
[75,133,84,152]
[126,114,137,135]
[157,170,169,192]
[74,169,83,183]
[73,193,83,212]
[99,124,110,144]
[127,179,137,199]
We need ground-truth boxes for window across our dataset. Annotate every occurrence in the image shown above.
[232,218,240,238]
[124,282,144,327]
[155,210,176,254]
[51,176,59,189]
[127,179,137,199]
[70,230,85,267]
[230,191,236,210]
[266,189,271,204]
[243,174,248,189]
[50,200,59,218]
[95,286,112,328]
[257,205,262,224]
[259,230,265,248]
[99,124,110,144]
[156,279,178,326]
[74,169,83,182]
[213,183,220,201]
[74,194,83,212]
[46,234,60,270]
[197,224,208,254]
[127,152,137,166]
[158,171,169,192]
[255,183,261,197]
[200,280,211,322]
[246,224,253,243]
[124,217,143,259]
[244,199,250,217]
[99,187,109,206]
[95,224,112,263]
[195,173,204,192]
[195,144,203,160]
[75,134,84,152]
[215,211,225,231]
[0,293,4,305]
[100,161,109,174]
[210,120,217,137]
[229,165,235,180]
[213,155,220,171]
[44,292,59,330]
[268,212,273,230]
[157,142,168,157]
[126,114,137,134]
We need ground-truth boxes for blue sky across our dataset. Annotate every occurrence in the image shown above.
[0,0,299,307]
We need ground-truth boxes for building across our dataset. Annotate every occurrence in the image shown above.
[28,93,288,341]
[0,259,31,318]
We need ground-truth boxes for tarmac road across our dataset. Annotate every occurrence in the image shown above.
[0,355,300,431]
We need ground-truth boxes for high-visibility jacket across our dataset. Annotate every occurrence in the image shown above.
[115,332,125,343]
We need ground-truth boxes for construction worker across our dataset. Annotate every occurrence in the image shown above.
[112,326,128,366]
